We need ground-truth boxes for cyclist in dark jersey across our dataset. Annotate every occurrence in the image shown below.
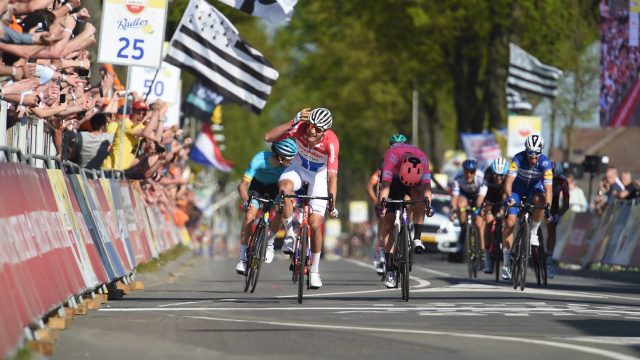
[477,157,509,273]
[546,161,570,279]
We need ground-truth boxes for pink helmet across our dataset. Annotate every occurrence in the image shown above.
[399,156,423,187]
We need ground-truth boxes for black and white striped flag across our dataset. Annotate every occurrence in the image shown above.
[508,43,563,98]
[165,0,279,115]
[217,0,298,24]
[506,87,532,111]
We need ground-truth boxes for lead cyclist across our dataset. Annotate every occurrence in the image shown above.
[263,107,340,290]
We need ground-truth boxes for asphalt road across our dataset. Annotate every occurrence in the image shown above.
[53,252,640,360]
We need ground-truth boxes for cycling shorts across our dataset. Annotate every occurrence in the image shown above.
[279,164,329,215]
[508,181,545,216]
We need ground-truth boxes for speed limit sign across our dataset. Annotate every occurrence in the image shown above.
[98,0,168,68]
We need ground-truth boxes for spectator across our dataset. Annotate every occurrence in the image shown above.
[619,171,639,199]
[605,166,626,201]
[567,175,588,213]
[78,113,113,169]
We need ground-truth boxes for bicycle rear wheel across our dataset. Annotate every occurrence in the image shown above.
[297,226,309,304]
[538,234,547,287]
[463,225,473,278]
[249,222,268,293]
[244,224,263,292]
[400,225,410,301]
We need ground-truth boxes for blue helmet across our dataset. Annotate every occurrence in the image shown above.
[462,159,477,171]
[271,138,298,159]
[491,157,509,176]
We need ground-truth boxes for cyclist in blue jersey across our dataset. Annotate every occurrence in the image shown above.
[501,134,553,280]
[235,138,298,275]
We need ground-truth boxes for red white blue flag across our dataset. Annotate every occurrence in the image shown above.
[189,123,234,172]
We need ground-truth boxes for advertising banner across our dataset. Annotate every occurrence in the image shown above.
[98,0,169,68]
[129,59,181,128]
[559,212,594,265]
[602,201,633,265]
[588,202,619,264]
[459,132,502,170]
[507,116,542,157]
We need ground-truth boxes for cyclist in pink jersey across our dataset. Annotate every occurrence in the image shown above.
[376,143,433,288]
[264,107,339,289]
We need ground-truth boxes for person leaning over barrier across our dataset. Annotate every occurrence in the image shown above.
[78,112,114,169]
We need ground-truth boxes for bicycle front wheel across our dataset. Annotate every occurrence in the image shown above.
[518,221,530,291]
[249,222,268,293]
[400,225,410,301]
[471,226,480,278]
[244,224,263,292]
[463,225,473,278]
[297,226,309,304]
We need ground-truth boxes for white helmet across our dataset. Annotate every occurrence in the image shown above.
[308,107,333,130]
[491,157,509,175]
[524,134,544,154]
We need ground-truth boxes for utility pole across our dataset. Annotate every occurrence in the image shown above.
[412,80,419,147]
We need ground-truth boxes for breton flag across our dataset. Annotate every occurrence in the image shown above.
[217,0,298,24]
[165,0,279,114]
[508,43,563,98]
[506,87,533,111]
[190,123,234,172]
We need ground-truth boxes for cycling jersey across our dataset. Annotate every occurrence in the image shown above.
[507,151,553,215]
[381,143,431,184]
[242,151,286,185]
[452,169,487,200]
[482,167,504,203]
[280,122,339,174]
[508,151,553,189]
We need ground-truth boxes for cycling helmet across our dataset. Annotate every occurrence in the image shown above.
[388,133,408,145]
[552,161,563,178]
[271,138,298,159]
[524,134,544,154]
[308,107,333,130]
[491,157,509,176]
[462,159,477,171]
[399,156,423,187]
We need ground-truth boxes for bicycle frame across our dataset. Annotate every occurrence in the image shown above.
[458,206,480,279]
[382,197,431,302]
[279,183,333,304]
[481,202,504,283]
[243,195,276,293]
[506,199,547,291]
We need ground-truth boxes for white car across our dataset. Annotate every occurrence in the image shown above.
[420,193,462,260]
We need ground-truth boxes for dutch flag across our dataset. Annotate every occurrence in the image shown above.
[189,123,234,172]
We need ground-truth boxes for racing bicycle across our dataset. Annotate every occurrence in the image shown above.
[279,182,333,304]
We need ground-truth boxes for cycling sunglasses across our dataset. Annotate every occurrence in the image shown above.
[526,150,542,157]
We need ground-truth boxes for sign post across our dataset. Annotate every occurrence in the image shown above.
[98,0,168,170]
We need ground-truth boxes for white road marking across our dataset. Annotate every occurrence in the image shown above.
[157,301,202,308]
[185,315,640,360]
[344,258,431,288]
[564,337,640,346]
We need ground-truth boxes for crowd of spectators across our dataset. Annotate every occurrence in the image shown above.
[594,166,640,214]
[0,0,194,228]
[599,0,640,125]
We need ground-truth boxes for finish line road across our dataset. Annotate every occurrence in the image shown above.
[53,254,640,360]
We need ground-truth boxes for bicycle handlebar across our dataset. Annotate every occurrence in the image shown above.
[279,192,335,211]
[379,197,432,215]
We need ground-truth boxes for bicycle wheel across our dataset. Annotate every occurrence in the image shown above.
[471,226,480,278]
[518,220,530,291]
[244,224,262,292]
[249,222,268,293]
[462,225,472,278]
[297,225,309,304]
[493,221,502,283]
[400,225,410,301]
[538,235,547,287]
[511,231,522,289]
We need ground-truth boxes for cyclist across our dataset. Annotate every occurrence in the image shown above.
[546,161,570,279]
[365,133,409,275]
[264,107,340,289]
[376,143,433,288]
[501,134,553,280]
[478,157,509,273]
[235,138,299,275]
[450,159,487,270]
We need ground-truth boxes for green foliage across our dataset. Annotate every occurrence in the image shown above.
[170,0,599,201]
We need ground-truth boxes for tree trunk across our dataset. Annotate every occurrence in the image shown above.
[422,96,440,170]
[485,11,509,130]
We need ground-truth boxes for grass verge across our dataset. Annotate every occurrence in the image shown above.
[135,243,189,274]
[12,348,33,360]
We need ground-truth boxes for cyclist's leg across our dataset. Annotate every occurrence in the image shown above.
[545,216,558,278]
[379,212,396,288]
[482,210,495,273]
[278,167,302,252]
[529,185,546,246]
[307,170,329,288]
[408,184,425,253]
[456,195,469,244]
[237,199,259,274]
[502,191,521,279]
